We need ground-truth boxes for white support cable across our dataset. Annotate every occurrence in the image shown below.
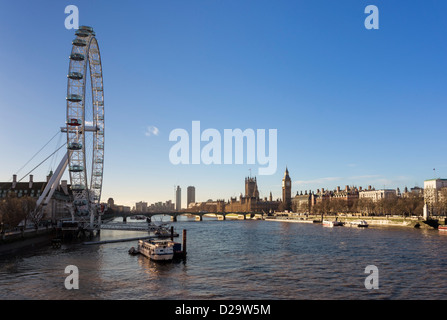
[12,130,61,180]
[18,143,67,182]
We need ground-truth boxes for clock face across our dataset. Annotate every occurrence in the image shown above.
[286,181,290,187]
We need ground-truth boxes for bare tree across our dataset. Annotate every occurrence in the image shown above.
[20,196,38,230]
[299,201,311,214]
[357,198,375,216]
[0,192,26,229]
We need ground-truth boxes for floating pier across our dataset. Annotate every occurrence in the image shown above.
[83,235,156,245]
[176,229,187,258]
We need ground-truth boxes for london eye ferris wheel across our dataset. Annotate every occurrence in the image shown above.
[65,26,105,223]
[29,26,105,232]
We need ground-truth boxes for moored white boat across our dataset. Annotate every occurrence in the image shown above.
[438,225,447,232]
[138,239,174,261]
[322,220,344,227]
[350,220,369,228]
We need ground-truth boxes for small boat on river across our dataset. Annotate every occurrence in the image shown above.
[323,220,344,227]
[128,229,187,259]
[138,239,175,261]
[349,220,369,228]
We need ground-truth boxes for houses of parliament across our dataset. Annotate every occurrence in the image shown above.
[187,167,292,214]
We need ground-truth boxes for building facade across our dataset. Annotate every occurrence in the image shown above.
[359,188,397,202]
[148,200,175,212]
[423,178,447,218]
[245,177,259,198]
[187,186,195,208]
[187,175,280,214]
[176,186,181,211]
[292,191,312,213]
[0,174,72,224]
[135,201,148,213]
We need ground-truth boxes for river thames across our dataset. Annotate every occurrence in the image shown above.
[1,216,447,300]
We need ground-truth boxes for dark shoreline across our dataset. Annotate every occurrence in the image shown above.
[0,230,55,257]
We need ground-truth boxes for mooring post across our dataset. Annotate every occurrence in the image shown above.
[182,229,187,256]
[171,226,174,241]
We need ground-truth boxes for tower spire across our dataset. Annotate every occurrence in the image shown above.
[282,166,292,211]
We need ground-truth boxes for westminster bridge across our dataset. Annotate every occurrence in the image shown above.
[107,211,270,222]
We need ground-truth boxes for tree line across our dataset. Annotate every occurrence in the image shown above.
[0,191,38,231]
[296,193,429,217]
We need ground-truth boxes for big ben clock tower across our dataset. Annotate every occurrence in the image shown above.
[282,167,292,211]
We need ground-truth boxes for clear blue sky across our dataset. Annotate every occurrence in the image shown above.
[1,0,446,208]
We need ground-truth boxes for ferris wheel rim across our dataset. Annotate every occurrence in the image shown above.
[66,26,104,217]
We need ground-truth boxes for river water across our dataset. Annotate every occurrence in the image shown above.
[1,216,447,300]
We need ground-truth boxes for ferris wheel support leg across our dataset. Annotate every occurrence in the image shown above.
[89,209,100,233]
[35,152,69,220]
[66,204,75,222]
[89,209,95,229]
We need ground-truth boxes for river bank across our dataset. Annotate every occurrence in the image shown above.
[266,215,445,229]
[0,229,55,256]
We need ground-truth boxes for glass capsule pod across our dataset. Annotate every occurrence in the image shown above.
[69,165,84,172]
[69,53,85,61]
[68,72,83,80]
[68,142,82,150]
[79,26,94,32]
[75,30,90,37]
[72,38,87,47]
[66,94,82,102]
[71,184,86,191]
[67,118,82,126]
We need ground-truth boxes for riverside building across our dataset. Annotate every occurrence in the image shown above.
[0,173,72,222]
[423,178,447,218]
